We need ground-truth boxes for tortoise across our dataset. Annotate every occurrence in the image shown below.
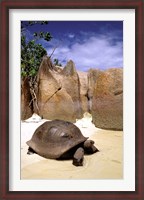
[26,119,99,166]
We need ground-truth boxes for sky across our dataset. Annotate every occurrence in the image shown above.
[22,21,123,72]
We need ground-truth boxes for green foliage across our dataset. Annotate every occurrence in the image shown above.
[53,58,62,66]
[33,31,52,41]
[21,21,52,78]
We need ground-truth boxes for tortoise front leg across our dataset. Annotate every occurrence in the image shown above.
[83,140,99,154]
[72,147,84,166]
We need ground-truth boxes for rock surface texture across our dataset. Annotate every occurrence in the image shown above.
[92,68,123,130]
[87,69,102,112]
[77,71,89,114]
[21,78,33,120]
[36,57,82,122]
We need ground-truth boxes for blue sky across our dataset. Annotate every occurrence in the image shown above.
[22,21,123,72]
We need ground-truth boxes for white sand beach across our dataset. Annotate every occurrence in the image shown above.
[21,113,123,179]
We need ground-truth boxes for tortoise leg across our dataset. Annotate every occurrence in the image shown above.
[27,147,36,155]
[72,147,84,166]
[83,140,99,154]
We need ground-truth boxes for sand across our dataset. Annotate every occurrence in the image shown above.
[21,113,123,179]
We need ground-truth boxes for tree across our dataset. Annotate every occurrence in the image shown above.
[21,21,52,79]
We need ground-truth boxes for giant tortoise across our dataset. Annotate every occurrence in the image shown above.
[26,119,99,166]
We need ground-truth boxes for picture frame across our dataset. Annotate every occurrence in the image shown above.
[0,0,143,199]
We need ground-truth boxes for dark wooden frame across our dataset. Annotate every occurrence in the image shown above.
[0,0,143,199]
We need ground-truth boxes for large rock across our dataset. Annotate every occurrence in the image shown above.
[92,68,123,130]
[21,78,33,120]
[36,57,82,122]
[60,60,83,119]
[87,69,102,112]
[39,87,76,122]
[77,71,89,113]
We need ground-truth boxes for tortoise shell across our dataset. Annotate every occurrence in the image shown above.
[26,119,88,159]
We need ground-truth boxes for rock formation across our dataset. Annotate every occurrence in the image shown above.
[35,57,82,122]
[87,69,102,112]
[77,71,89,113]
[60,60,83,119]
[21,78,33,120]
[21,56,123,130]
[92,68,123,130]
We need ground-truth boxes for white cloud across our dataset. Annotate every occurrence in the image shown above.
[68,34,75,38]
[46,34,123,71]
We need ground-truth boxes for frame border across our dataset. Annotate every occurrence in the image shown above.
[0,0,143,199]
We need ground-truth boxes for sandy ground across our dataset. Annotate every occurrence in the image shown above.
[21,113,123,179]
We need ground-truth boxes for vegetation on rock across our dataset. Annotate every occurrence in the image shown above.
[21,21,53,115]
